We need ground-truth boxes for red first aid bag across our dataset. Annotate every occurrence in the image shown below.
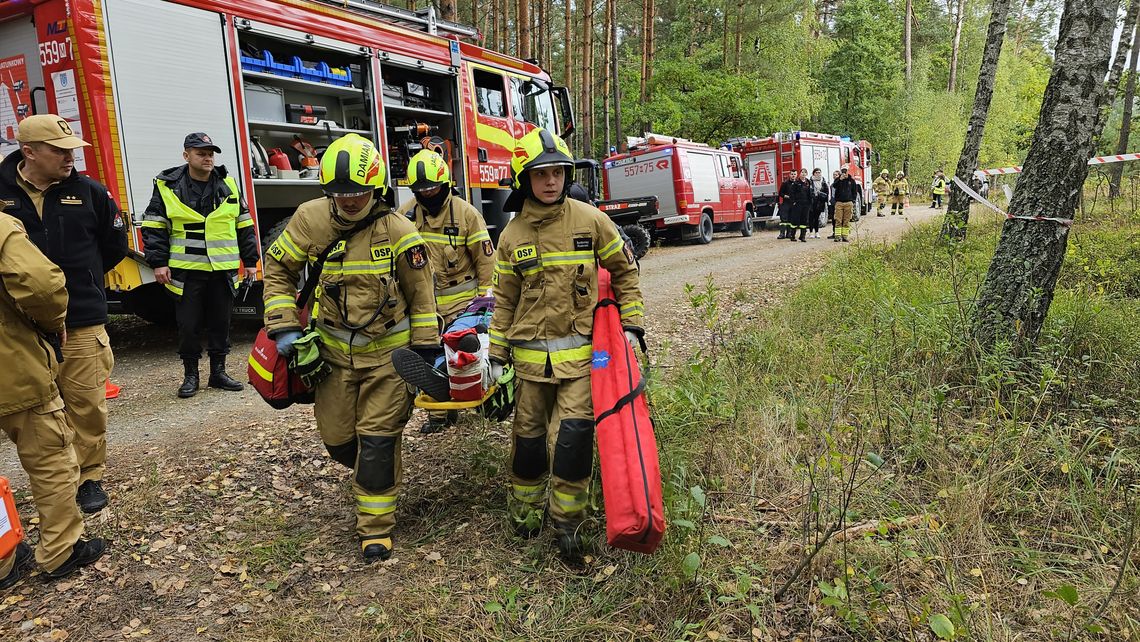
[592,269,665,554]
[248,327,314,409]
[0,476,25,560]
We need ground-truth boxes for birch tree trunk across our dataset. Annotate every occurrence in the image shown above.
[904,0,913,83]
[583,0,595,156]
[973,0,1117,350]
[1092,0,1140,140]
[948,0,966,91]
[1110,5,1140,196]
[943,0,1013,239]
[610,0,622,149]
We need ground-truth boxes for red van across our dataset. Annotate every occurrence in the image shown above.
[602,135,754,244]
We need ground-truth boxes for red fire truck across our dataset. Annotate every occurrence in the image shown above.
[601,134,754,245]
[729,132,877,226]
[0,0,572,321]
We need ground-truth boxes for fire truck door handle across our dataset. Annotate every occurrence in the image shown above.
[478,148,488,163]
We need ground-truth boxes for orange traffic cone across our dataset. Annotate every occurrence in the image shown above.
[105,380,121,400]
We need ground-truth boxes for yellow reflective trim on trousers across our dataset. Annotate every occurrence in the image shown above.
[317,327,411,354]
[598,236,623,260]
[393,232,425,256]
[512,483,546,502]
[411,313,437,328]
[248,354,273,381]
[357,494,397,515]
[513,343,592,366]
[265,295,296,313]
[553,490,588,513]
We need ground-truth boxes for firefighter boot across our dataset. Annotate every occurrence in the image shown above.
[178,359,199,398]
[208,355,244,392]
[776,225,786,239]
[799,228,807,242]
[361,536,392,563]
[555,521,587,561]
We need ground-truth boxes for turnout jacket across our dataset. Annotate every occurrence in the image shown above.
[489,197,644,382]
[0,214,68,415]
[872,176,892,199]
[890,178,910,203]
[397,191,494,320]
[141,164,259,293]
[262,197,438,369]
[0,151,128,328]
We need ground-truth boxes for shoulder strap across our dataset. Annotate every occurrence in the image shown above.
[295,212,381,308]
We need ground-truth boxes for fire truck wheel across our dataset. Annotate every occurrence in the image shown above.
[622,224,652,259]
[739,211,754,237]
[695,212,714,245]
[260,218,291,257]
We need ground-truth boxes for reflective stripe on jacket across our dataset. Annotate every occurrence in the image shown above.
[153,175,248,278]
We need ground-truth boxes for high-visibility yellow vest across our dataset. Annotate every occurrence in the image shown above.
[933,179,947,195]
[157,176,250,273]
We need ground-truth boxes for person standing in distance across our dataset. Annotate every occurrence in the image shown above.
[0,114,128,514]
[0,214,109,589]
[140,133,258,398]
[489,128,645,560]
[832,167,859,243]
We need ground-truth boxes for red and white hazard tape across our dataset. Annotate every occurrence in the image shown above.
[951,176,1073,226]
[975,152,1140,177]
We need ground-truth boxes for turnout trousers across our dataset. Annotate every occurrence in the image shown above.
[59,324,114,484]
[0,397,84,576]
[314,360,413,541]
[509,376,595,529]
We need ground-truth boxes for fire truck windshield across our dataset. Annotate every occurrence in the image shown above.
[511,78,558,132]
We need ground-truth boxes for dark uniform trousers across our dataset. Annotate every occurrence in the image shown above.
[175,272,234,359]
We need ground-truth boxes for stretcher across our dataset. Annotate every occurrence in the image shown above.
[414,384,497,410]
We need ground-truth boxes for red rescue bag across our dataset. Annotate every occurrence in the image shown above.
[592,268,665,554]
[248,327,315,409]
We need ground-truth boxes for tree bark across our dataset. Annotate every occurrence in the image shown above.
[611,0,622,150]
[640,0,649,127]
[973,0,1117,350]
[565,0,573,86]
[948,0,966,91]
[602,0,613,153]
[472,0,478,34]
[1110,10,1140,196]
[518,0,531,59]
[734,0,745,72]
[645,0,654,134]
[583,0,595,156]
[943,0,1013,239]
[440,0,457,22]
[1092,0,1140,141]
[904,0,913,83]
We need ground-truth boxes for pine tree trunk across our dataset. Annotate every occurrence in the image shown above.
[583,0,594,157]
[472,0,479,32]
[1093,0,1140,140]
[943,0,1013,239]
[904,0,913,83]
[611,0,622,150]
[645,0,654,134]
[640,0,649,126]
[1110,9,1140,197]
[602,0,612,153]
[973,0,1117,350]
[518,0,530,59]
[948,0,966,91]
[565,0,573,86]
[440,0,457,22]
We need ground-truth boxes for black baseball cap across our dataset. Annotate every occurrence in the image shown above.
[184,132,221,153]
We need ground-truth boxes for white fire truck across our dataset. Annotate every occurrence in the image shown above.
[729,131,878,226]
[0,0,573,321]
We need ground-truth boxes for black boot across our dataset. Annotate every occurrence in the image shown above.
[776,227,786,239]
[207,355,244,391]
[799,228,807,242]
[178,359,199,398]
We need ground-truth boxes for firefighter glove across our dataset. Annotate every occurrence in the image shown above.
[288,331,331,388]
[489,357,505,382]
[274,330,304,358]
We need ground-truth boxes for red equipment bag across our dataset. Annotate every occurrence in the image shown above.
[247,327,315,409]
[0,476,25,560]
[592,268,666,554]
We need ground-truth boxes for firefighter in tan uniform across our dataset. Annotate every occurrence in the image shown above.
[489,129,645,559]
[261,135,437,562]
[890,171,909,215]
[1,215,107,590]
[872,170,891,217]
[396,150,494,432]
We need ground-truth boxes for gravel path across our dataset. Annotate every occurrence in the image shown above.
[2,206,940,479]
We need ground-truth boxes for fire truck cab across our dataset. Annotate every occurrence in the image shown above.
[732,131,876,226]
[0,0,572,322]
[602,134,754,245]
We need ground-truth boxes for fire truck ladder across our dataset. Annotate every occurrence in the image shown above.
[312,0,479,38]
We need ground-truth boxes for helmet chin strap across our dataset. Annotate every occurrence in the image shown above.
[330,193,376,227]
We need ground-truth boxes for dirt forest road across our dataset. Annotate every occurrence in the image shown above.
[2,206,938,479]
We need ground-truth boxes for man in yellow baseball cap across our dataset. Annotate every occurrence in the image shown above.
[0,113,128,515]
